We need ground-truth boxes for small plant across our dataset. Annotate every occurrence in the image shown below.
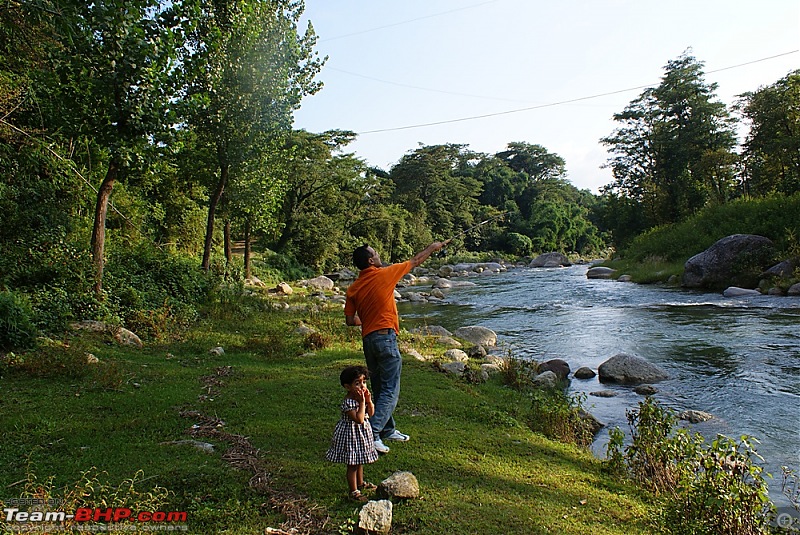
[526,389,595,446]
[0,290,38,351]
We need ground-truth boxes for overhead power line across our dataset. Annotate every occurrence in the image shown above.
[356,49,799,135]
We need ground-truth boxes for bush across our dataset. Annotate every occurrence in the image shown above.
[0,290,38,351]
[606,398,775,535]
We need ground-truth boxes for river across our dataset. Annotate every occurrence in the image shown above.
[398,263,800,504]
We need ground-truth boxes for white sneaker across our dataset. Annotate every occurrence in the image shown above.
[374,438,390,453]
[384,430,410,442]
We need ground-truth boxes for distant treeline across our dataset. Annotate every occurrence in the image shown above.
[1,1,798,345]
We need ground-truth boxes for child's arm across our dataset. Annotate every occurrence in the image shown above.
[364,388,375,418]
[346,391,368,424]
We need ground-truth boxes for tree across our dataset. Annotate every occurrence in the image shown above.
[39,0,189,296]
[736,70,800,196]
[183,0,324,271]
[389,144,483,239]
[601,51,738,227]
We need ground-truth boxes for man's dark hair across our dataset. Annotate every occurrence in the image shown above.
[340,365,370,386]
[353,244,373,270]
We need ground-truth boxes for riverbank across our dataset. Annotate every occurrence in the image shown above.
[0,293,657,534]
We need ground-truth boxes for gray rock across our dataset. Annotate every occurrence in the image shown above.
[761,259,797,278]
[438,265,454,277]
[723,286,761,297]
[441,361,466,376]
[598,353,669,385]
[432,278,452,289]
[244,276,266,287]
[587,266,616,279]
[357,500,393,534]
[481,363,502,377]
[634,384,658,396]
[531,370,558,389]
[788,283,800,296]
[444,349,469,362]
[275,282,293,295]
[411,325,452,337]
[682,234,776,290]
[573,367,596,379]
[114,327,143,349]
[436,336,462,348]
[209,346,225,356]
[467,345,487,359]
[590,390,618,398]
[617,274,633,282]
[305,275,335,291]
[430,288,446,299]
[530,252,571,268]
[537,359,570,381]
[679,410,714,423]
[378,471,420,500]
[453,326,497,347]
[403,348,428,362]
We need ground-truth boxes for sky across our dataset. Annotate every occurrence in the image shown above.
[293,1,799,193]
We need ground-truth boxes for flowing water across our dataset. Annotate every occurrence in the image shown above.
[398,264,800,503]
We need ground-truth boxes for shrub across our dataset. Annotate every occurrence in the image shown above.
[606,398,775,535]
[0,290,38,351]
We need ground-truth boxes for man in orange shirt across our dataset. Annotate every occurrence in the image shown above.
[345,241,446,453]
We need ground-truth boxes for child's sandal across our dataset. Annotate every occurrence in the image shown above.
[349,490,368,502]
[359,482,377,491]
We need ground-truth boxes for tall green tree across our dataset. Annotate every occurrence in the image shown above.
[601,51,738,228]
[39,0,189,295]
[389,144,483,239]
[736,69,800,196]
[182,0,324,271]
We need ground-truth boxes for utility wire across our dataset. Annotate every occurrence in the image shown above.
[356,50,799,135]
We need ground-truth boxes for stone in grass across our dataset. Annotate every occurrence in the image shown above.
[357,500,392,535]
[377,471,420,500]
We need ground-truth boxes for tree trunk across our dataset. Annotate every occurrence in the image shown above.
[224,219,232,264]
[91,161,119,297]
[202,164,228,271]
[244,219,251,279]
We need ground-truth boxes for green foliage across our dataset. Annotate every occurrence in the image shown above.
[661,435,773,535]
[504,232,534,256]
[616,193,800,266]
[601,51,738,232]
[606,398,776,535]
[736,70,800,197]
[499,356,594,446]
[104,244,213,338]
[0,290,38,351]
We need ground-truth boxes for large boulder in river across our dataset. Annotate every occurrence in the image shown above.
[682,234,776,291]
[537,359,570,381]
[530,252,571,268]
[598,353,669,384]
[453,326,497,347]
[587,266,616,279]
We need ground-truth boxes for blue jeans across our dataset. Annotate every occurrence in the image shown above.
[362,330,402,440]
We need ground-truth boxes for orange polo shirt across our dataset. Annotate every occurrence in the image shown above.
[345,261,412,337]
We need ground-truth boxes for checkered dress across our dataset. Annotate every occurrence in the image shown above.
[326,397,379,465]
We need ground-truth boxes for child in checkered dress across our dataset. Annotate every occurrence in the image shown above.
[326,365,379,502]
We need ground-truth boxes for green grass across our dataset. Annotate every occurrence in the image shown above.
[0,301,656,534]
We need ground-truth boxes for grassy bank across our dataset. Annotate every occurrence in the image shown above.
[0,295,656,534]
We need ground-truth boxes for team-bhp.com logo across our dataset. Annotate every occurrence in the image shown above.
[3,504,188,532]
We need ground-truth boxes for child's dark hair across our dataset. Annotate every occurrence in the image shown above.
[340,365,369,386]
